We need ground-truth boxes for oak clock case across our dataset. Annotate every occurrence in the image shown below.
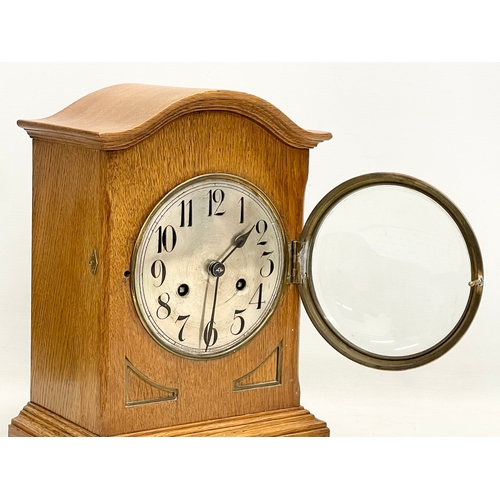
[9,84,483,437]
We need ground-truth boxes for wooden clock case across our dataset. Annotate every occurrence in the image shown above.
[9,84,331,437]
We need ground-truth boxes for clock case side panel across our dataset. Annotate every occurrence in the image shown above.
[26,140,107,435]
[102,110,311,435]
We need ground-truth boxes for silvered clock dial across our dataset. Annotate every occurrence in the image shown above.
[131,174,287,359]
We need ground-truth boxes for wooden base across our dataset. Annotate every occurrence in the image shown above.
[9,403,330,437]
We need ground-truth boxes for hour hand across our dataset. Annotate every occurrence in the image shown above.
[220,225,255,264]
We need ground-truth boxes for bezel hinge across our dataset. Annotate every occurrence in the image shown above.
[288,240,304,285]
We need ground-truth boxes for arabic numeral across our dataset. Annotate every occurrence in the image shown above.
[156,292,171,320]
[238,196,245,224]
[175,314,190,341]
[230,309,246,335]
[156,225,177,253]
[179,199,193,227]
[208,189,225,216]
[203,321,219,349]
[256,219,268,245]
[151,259,167,287]
[249,284,265,310]
[260,250,274,278]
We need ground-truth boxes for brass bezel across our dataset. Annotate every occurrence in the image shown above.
[299,172,484,370]
[131,173,289,360]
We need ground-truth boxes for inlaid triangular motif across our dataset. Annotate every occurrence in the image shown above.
[233,343,282,391]
[125,358,178,407]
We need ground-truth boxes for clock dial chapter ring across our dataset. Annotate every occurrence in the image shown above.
[299,172,483,370]
[131,174,288,360]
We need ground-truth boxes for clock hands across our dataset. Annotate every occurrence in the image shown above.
[203,225,255,351]
[203,272,222,351]
[219,225,255,264]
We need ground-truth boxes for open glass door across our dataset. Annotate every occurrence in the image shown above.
[299,173,483,370]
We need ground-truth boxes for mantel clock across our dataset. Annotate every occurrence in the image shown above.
[9,84,483,437]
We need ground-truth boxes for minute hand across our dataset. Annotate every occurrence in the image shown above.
[220,225,255,264]
[203,274,220,351]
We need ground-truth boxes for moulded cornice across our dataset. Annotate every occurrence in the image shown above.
[18,83,332,150]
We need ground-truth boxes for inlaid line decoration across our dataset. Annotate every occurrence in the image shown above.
[125,357,178,407]
[232,342,282,391]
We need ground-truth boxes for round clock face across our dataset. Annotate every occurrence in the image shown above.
[131,174,287,359]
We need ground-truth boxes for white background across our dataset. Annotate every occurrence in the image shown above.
[1,62,499,492]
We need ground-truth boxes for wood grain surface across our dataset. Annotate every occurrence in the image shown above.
[18,83,332,150]
[10,402,329,437]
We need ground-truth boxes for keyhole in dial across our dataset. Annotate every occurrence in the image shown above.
[236,278,246,291]
[178,284,189,297]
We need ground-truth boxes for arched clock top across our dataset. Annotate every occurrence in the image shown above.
[17,83,332,150]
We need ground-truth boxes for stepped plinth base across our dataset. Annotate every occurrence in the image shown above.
[9,403,329,437]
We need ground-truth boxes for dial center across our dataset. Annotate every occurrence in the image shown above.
[209,261,226,278]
